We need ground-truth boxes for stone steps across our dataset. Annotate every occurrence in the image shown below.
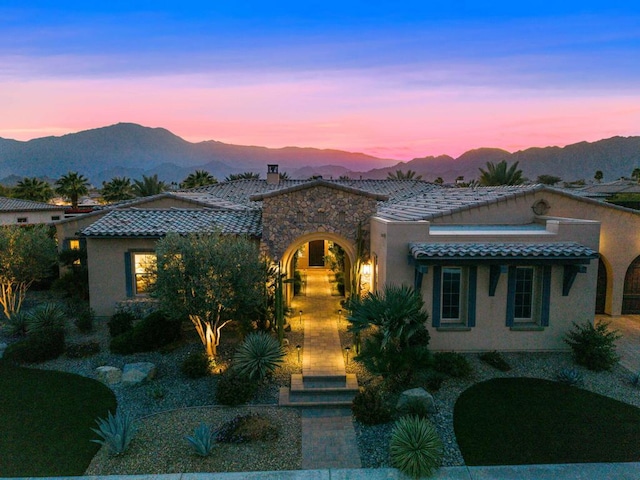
[279,374,359,407]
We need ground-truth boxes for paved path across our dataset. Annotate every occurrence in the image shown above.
[597,314,640,373]
[291,269,361,470]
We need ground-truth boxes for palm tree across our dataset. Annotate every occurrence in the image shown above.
[13,177,54,202]
[387,169,422,180]
[478,160,524,186]
[225,172,260,181]
[101,177,135,203]
[536,174,562,186]
[278,171,290,181]
[632,168,640,183]
[180,170,218,189]
[594,170,604,183]
[55,171,90,208]
[133,174,168,197]
[339,175,351,180]
[433,177,444,185]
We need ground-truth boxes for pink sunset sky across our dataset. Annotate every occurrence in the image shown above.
[2,2,639,161]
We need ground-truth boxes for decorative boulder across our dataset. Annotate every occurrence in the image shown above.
[0,342,7,359]
[122,362,157,386]
[95,366,122,385]
[396,387,436,414]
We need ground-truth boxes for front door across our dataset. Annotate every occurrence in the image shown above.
[623,256,640,314]
[308,240,325,267]
[595,258,607,314]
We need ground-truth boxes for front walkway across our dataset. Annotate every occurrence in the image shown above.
[597,314,640,373]
[291,269,361,470]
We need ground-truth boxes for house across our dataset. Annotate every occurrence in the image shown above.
[0,196,66,225]
[55,165,640,351]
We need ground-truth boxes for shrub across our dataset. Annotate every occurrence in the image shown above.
[216,413,279,443]
[91,410,137,456]
[433,352,472,378]
[108,312,135,338]
[109,311,181,354]
[4,311,28,337]
[181,351,213,378]
[390,415,443,479]
[233,332,285,381]
[3,327,65,363]
[424,372,447,392]
[352,387,393,425]
[565,321,621,371]
[556,367,584,386]
[185,423,215,456]
[479,351,511,372]
[74,306,94,333]
[66,341,100,359]
[26,303,67,332]
[401,397,431,419]
[214,369,257,406]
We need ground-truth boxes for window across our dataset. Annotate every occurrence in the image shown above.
[507,265,551,327]
[17,217,27,223]
[126,252,156,296]
[51,215,60,221]
[69,239,81,266]
[432,265,476,328]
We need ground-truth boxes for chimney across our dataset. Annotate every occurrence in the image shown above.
[267,164,280,185]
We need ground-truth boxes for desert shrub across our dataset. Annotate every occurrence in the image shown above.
[233,332,284,381]
[181,351,213,378]
[424,371,447,392]
[91,410,137,456]
[401,397,431,419]
[390,415,443,478]
[565,321,621,371]
[352,387,393,425]
[556,367,584,386]
[26,303,67,332]
[479,351,511,372]
[74,305,94,333]
[215,413,279,443]
[3,326,65,363]
[114,298,159,320]
[214,369,257,406]
[66,341,100,358]
[110,311,181,354]
[433,352,472,378]
[108,312,135,338]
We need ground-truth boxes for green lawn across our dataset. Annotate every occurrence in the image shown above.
[0,360,117,477]
[454,377,640,466]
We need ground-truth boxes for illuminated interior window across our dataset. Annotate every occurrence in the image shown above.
[69,239,80,250]
[133,252,156,295]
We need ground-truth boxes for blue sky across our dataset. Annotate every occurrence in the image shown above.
[1,1,639,159]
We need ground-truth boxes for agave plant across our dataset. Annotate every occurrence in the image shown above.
[5,311,29,337]
[232,332,285,381]
[556,367,584,386]
[91,410,137,456]
[185,423,215,456]
[27,303,67,332]
[390,415,443,479]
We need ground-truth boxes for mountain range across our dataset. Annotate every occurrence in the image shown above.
[0,123,638,185]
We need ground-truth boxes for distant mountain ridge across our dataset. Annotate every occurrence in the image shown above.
[0,123,638,185]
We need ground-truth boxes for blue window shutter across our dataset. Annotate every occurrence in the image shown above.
[541,266,552,327]
[432,266,441,327]
[124,252,133,297]
[467,266,477,327]
[506,266,516,327]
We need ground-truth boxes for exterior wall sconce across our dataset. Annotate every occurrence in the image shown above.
[296,344,301,364]
[362,263,372,276]
[345,346,351,365]
[299,310,303,326]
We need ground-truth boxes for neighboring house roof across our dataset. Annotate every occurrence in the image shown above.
[80,208,262,237]
[249,179,390,201]
[375,185,545,221]
[409,242,598,262]
[0,196,64,212]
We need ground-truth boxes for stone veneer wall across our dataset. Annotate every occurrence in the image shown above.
[260,185,378,259]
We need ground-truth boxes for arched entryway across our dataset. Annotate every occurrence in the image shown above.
[623,255,640,314]
[595,255,609,314]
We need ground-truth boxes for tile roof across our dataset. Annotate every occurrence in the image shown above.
[376,185,544,221]
[409,242,598,261]
[80,209,261,237]
[0,196,64,212]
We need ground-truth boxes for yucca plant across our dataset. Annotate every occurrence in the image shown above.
[27,303,67,332]
[556,367,584,386]
[185,423,215,456]
[5,311,29,337]
[390,415,443,479]
[233,332,285,381]
[91,410,137,456]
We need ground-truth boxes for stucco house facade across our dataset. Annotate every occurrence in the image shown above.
[54,165,640,352]
[0,196,66,225]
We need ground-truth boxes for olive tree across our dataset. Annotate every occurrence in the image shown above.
[154,232,265,358]
[0,225,57,320]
